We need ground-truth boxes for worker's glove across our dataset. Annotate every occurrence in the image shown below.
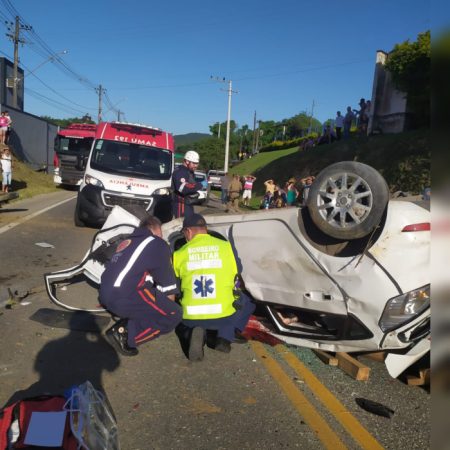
[232,300,242,310]
[200,180,208,189]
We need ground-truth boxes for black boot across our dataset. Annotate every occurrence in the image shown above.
[105,320,138,356]
[188,327,205,362]
[233,330,248,344]
[214,337,231,353]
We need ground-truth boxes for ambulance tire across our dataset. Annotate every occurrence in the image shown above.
[74,198,85,227]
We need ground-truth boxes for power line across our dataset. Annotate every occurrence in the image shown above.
[1,0,114,102]
[99,59,371,91]
[25,88,87,115]
[0,49,95,111]
[233,59,372,83]
[0,1,121,121]
[26,70,97,111]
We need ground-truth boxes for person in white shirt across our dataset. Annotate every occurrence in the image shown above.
[335,111,344,140]
[1,147,12,192]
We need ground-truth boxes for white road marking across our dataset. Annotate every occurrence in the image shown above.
[0,195,77,235]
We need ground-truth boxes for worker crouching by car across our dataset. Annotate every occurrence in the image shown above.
[173,214,255,361]
[100,215,182,356]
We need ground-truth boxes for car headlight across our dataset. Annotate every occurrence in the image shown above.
[379,285,430,332]
[85,174,104,189]
[153,188,171,196]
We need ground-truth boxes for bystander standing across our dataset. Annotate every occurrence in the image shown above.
[4,111,12,144]
[1,147,13,193]
[0,112,8,145]
[285,178,299,206]
[221,172,231,207]
[343,106,355,139]
[227,174,242,213]
[242,174,256,207]
[335,111,344,140]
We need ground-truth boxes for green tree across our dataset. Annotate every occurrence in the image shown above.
[209,120,237,138]
[177,137,240,171]
[385,30,430,127]
[285,112,321,138]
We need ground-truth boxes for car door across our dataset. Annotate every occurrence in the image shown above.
[229,217,348,317]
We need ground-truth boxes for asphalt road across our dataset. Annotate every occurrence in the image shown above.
[0,191,430,449]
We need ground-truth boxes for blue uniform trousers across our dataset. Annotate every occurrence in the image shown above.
[181,293,255,342]
[172,197,195,219]
[103,283,182,347]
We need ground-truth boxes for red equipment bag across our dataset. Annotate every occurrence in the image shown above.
[0,395,78,449]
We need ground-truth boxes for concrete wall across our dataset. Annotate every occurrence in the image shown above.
[1,105,58,170]
[369,51,409,134]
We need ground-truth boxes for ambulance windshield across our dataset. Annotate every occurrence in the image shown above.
[90,140,172,179]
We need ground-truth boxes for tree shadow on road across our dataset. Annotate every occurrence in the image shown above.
[3,311,120,407]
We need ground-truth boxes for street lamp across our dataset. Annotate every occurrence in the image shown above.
[25,50,68,79]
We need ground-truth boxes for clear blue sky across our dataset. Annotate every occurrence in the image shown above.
[0,0,431,135]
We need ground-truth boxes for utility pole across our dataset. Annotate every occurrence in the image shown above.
[6,16,31,109]
[117,110,122,121]
[218,122,221,139]
[96,84,106,123]
[308,99,315,135]
[224,79,233,171]
[252,111,257,154]
[255,120,261,153]
[211,76,237,172]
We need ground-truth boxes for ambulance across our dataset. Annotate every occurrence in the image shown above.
[74,121,174,227]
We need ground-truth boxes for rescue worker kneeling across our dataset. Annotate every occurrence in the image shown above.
[100,215,182,356]
[173,213,255,361]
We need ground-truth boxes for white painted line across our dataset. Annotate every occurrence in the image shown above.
[0,195,77,235]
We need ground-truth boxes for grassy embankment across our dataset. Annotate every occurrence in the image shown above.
[228,129,430,208]
[7,152,59,201]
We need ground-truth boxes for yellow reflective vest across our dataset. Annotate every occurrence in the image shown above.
[173,233,238,320]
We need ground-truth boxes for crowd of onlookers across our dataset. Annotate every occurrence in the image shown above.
[300,98,371,151]
[219,172,316,212]
[260,176,315,209]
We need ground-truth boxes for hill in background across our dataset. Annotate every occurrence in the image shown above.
[231,129,430,196]
[6,129,429,203]
[174,133,209,148]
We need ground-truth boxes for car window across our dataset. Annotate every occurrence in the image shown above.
[208,170,225,177]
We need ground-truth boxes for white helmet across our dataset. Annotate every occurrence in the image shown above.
[184,150,200,164]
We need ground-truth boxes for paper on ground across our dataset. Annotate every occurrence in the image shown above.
[24,411,67,447]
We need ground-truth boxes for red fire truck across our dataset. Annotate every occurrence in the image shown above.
[75,121,174,226]
[53,123,97,187]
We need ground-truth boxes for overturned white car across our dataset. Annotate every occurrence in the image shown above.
[45,162,430,378]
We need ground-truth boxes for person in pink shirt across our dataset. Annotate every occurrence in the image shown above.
[242,174,256,207]
[0,112,8,144]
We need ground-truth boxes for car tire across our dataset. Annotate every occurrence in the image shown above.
[306,161,389,240]
[74,198,85,227]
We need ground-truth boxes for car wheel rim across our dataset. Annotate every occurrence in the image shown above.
[315,171,373,230]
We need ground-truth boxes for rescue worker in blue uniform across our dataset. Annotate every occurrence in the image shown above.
[172,150,208,219]
[100,215,182,356]
[173,213,255,361]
